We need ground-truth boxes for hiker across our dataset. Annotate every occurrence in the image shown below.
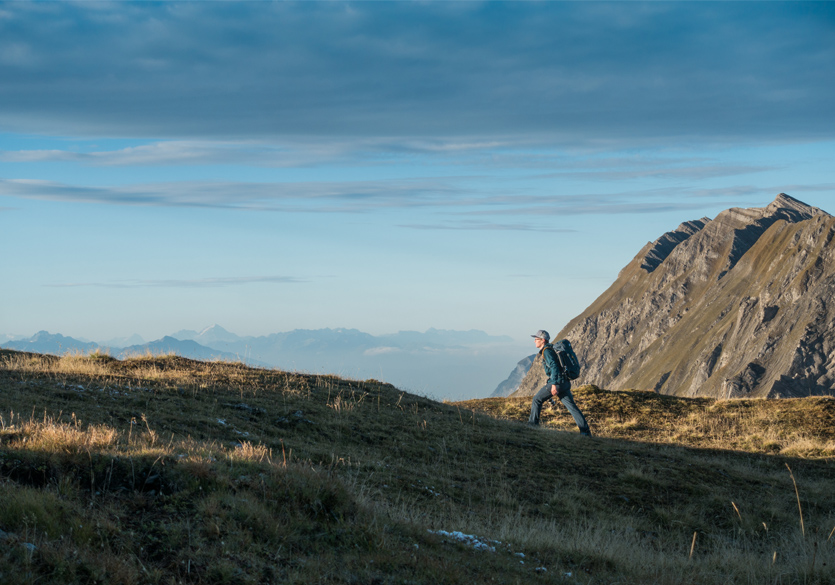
[528,330,591,435]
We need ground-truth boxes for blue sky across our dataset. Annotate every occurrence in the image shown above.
[1,1,834,347]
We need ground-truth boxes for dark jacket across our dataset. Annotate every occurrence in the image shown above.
[540,343,567,387]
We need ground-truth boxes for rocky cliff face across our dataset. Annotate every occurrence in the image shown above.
[490,354,535,397]
[513,194,835,399]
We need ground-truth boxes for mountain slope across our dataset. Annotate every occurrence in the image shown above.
[514,194,835,399]
[490,354,535,397]
[2,350,835,584]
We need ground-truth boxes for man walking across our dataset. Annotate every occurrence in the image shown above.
[528,330,591,435]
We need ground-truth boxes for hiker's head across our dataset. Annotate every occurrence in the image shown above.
[531,330,549,348]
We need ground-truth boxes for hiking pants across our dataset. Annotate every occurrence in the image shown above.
[529,382,591,434]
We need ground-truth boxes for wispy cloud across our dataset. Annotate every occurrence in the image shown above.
[539,164,773,183]
[0,138,521,168]
[364,347,401,356]
[454,183,829,217]
[0,141,264,167]
[45,276,304,289]
[769,183,835,195]
[0,177,468,212]
[0,140,390,168]
[0,140,781,185]
[463,202,712,218]
[2,176,810,218]
[399,221,577,233]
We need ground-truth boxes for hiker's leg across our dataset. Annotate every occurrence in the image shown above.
[559,388,591,434]
[529,385,551,425]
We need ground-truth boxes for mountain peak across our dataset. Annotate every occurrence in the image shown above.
[195,325,240,343]
[199,324,230,335]
[515,194,835,399]
[767,193,828,218]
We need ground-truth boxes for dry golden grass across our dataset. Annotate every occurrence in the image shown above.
[1,350,835,584]
[461,385,835,458]
[5,416,119,453]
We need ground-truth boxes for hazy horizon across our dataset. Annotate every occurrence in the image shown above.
[1,324,532,401]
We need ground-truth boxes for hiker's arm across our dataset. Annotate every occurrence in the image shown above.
[544,349,561,386]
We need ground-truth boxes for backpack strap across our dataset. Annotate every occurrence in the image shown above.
[554,349,567,372]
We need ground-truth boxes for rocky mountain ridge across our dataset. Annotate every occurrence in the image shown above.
[513,194,835,399]
[490,355,536,397]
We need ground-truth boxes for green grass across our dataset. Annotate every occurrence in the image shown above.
[1,350,834,584]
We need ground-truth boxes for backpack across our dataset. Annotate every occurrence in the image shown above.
[551,339,581,380]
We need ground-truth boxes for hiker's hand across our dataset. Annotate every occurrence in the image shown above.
[550,385,558,396]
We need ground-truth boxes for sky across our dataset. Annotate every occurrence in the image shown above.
[1,1,835,351]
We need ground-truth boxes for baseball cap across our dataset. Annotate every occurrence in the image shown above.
[531,330,550,341]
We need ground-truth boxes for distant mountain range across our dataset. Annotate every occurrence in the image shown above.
[2,331,101,356]
[170,325,512,352]
[1,326,523,401]
[1,331,261,366]
[512,193,835,399]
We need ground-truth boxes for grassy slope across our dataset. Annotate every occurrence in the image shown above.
[1,350,834,585]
